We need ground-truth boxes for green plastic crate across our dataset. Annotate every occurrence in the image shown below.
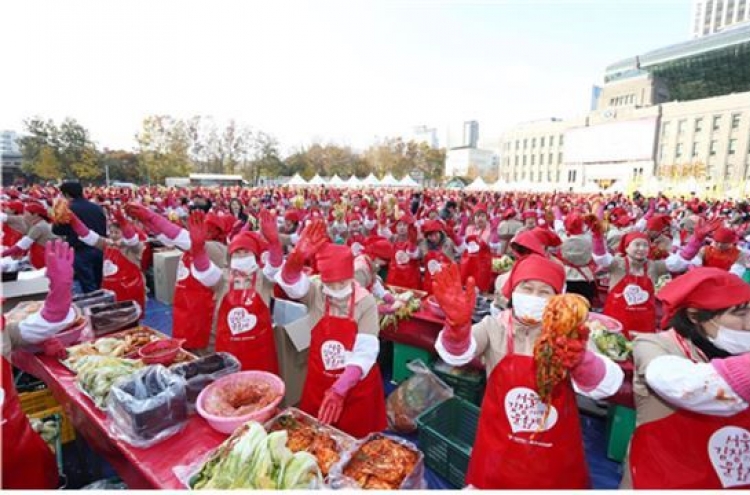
[606,405,636,463]
[431,360,486,406]
[415,397,480,488]
[392,343,435,383]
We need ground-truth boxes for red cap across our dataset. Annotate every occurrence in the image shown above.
[646,214,672,233]
[619,232,649,254]
[364,238,393,262]
[473,203,488,216]
[317,243,354,283]
[657,267,750,328]
[284,210,301,223]
[511,230,547,257]
[532,227,562,248]
[521,210,538,220]
[421,220,444,234]
[564,214,585,236]
[228,232,267,256]
[502,254,565,299]
[205,213,234,241]
[24,201,49,220]
[502,208,517,220]
[714,227,737,244]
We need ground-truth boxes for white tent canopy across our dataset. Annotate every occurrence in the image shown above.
[399,175,420,188]
[604,181,626,194]
[362,173,380,187]
[328,174,345,187]
[286,173,308,186]
[308,174,326,186]
[380,173,399,187]
[345,175,361,187]
[466,177,490,191]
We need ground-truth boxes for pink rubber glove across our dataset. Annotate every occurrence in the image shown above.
[42,337,66,359]
[188,210,210,271]
[331,365,363,396]
[440,323,472,356]
[126,203,182,239]
[382,292,396,305]
[592,230,607,256]
[2,245,24,257]
[569,350,607,392]
[319,388,346,425]
[679,235,703,260]
[643,199,656,221]
[41,240,74,323]
[459,214,470,237]
[112,209,137,240]
[553,205,563,221]
[712,354,750,403]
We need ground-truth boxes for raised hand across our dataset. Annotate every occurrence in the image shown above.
[432,262,476,329]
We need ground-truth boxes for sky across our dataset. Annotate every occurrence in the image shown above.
[0,0,692,155]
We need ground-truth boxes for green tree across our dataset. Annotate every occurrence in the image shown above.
[135,115,193,184]
[100,149,142,183]
[19,117,102,181]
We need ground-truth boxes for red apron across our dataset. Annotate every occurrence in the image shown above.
[215,273,279,374]
[466,320,590,489]
[101,246,146,315]
[629,331,750,489]
[603,258,656,339]
[386,241,421,290]
[29,242,45,269]
[460,241,493,293]
[704,246,740,271]
[2,223,22,248]
[172,252,217,350]
[1,357,59,489]
[422,249,451,295]
[298,289,387,438]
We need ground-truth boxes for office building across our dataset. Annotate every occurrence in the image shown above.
[693,0,750,38]
[463,120,479,148]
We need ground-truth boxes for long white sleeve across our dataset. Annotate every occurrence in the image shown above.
[593,252,613,269]
[19,308,78,344]
[345,334,380,376]
[273,265,310,299]
[645,355,749,416]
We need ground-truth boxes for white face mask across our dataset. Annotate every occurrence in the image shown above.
[467,241,480,254]
[512,292,548,324]
[230,255,257,274]
[709,326,750,354]
[323,284,353,300]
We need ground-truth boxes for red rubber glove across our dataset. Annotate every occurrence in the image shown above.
[694,217,724,241]
[188,210,210,271]
[67,211,91,239]
[2,245,24,258]
[282,219,328,283]
[260,209,283,267]
[112,208,136,239]
[433,262,475,355]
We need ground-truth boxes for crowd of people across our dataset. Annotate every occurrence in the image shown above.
[3,181,750,489]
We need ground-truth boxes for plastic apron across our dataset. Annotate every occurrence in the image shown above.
[386,241,422,290]
[465,320,590,489]
[603,258,656,339]
[298,289,387,438]
[215,272,279,374]
[704,246,740,271]
[172,251,217,350]
[1,357,59,489]
[629,331,750,489]
[29,242,45,269]
[460,241,493,292]
[422,249,451,295]
[101,246,146,315]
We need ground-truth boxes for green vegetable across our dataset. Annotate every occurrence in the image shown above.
[593,330,633,361]
[282,452,320,489]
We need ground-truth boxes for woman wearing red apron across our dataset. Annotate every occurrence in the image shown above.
[385,215,421,290]
[594,231,667,337]
[1,200,26,249]
[623,268,750,489]
[276,224,387,438]
[2,201,55,269]
[56,208,147,315]
[214,230,279,374]
[420,220,456,295]
[432,257,623,488]
[460,234,492,293]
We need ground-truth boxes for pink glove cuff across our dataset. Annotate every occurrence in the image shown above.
[281,265,302,285]
[267,243,283,268]
[192,250,210,271]
[70,215,90,238]
[332,365,363,396]
[41,298,71,324]
[441,324,472,356]
[680,236,703,260]
[712,354,750,403]
[570,351,606,391]
[382,293,396,304]
[119,222,137,240]
[592,234,607,256]
[151,213,182,239]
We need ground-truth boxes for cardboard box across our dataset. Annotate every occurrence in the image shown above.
[153,250,182,305]
[272,299,311,408]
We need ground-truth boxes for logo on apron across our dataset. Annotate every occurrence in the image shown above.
[623,284,649,306]
[395,250,410,265]
[227,307,258,335]
[427,259,442,275]
[177,261,190,281]
[708,426,750,488]
[505,387,559,434]
[103,259,118,277]
[321,340,347,371]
